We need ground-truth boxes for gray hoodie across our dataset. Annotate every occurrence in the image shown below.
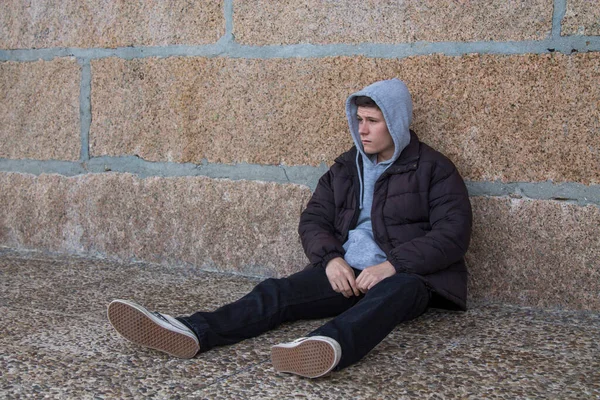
[342,79,413,270]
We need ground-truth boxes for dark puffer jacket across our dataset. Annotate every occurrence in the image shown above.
[299,131,473,310]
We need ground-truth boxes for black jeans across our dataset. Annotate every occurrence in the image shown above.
[178,267,430,369]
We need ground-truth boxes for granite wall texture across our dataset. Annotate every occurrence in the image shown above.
[0,58,80,160]
[90,53,600,183]
[0,1,224,49]
[1,0,599,310]
[0,172,311,278]
[468,196,600,310]
[562,0,600,36]
[233,0,553,44]
[0,172,598,310]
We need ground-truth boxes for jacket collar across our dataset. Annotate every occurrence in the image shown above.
[336,130,421,174]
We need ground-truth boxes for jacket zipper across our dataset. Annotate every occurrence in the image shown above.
[339,153,417,243]
[341,156,362,244]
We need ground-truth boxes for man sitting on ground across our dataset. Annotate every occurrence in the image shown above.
[108,78,472,378]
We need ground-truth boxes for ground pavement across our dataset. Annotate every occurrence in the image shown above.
[1,248,599,399]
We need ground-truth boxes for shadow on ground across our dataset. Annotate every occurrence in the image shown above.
[1,248,599,399]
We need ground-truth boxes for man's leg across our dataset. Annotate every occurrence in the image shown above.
[178,266,359,352]
[306,272,430,370]
[109,267,356,359]
[108,268,428,376]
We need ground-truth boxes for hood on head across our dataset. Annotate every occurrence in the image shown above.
[345,78,413,165]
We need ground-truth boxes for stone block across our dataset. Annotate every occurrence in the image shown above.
[0,0,223,49]
[1,172,599,310]
[0,172,312,277]
[0,59,80,161]
[562,0,600,35]
[407,53,600,185]
[467,196,600,310]
[90,57,359,166]
[233,0,552,45]
[91,53,600,184]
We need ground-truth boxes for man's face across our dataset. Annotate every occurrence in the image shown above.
[357,106,395,162]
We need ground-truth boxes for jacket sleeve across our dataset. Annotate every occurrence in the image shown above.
[388,162,472,276]
[298,169,346,268]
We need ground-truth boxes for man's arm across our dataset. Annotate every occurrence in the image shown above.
[298,169,346,268]
[388,162,472,276]
[299,169,361,297]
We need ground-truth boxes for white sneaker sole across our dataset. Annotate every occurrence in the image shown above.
[271,336,341,378]
[107,300,199,359]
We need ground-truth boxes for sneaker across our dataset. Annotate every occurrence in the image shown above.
[107,299,199,359]
[271,336,342,378]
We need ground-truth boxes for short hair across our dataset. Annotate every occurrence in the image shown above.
[354,96,380,109]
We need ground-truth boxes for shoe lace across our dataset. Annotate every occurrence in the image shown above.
[151,311,170,323]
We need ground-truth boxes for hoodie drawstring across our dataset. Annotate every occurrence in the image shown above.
[356,150,364,210]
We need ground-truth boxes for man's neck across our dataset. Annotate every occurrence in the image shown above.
[377,154,390,164]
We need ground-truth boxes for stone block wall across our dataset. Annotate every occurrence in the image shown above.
[1,0,599,310]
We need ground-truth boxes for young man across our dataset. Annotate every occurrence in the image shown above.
[108,78,472,378]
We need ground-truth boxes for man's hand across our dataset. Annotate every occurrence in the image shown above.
[356,261,396,293]
[325,257,360,298]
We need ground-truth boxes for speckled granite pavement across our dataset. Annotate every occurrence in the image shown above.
[1,248,599,399]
